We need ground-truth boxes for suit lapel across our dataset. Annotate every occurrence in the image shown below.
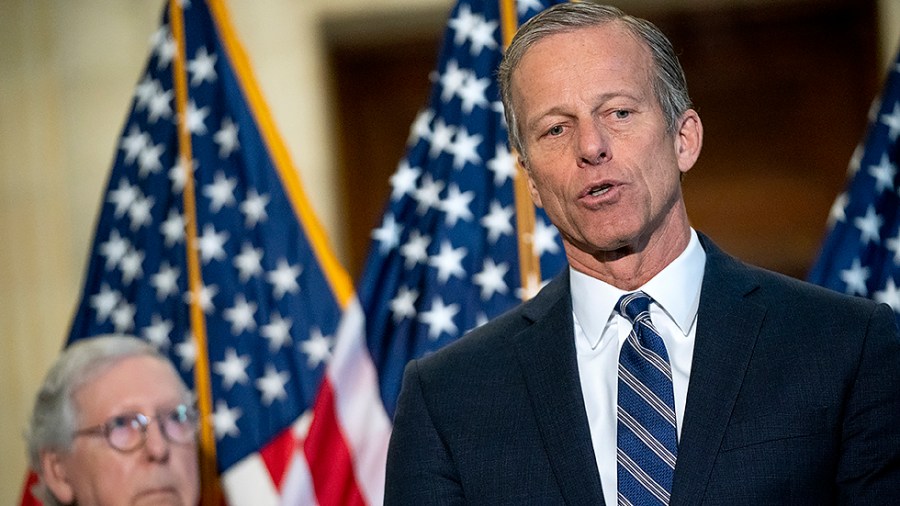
[671,236,766,505]
[512,271,607,505]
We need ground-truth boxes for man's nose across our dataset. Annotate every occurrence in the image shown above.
[577,121,610,166]
[143,419,171,461]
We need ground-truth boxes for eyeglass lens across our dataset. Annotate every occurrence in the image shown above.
[104,404,197,451]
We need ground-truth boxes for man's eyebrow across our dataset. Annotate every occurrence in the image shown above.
[525,106,573,133]
[524,91,641,132]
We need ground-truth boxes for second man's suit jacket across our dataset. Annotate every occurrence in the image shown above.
[384,234,900,504]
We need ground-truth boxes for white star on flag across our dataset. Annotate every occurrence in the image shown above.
[481,201,514,242]
[868,154,896,193]
[240,189,270,228]
[400,230,431,269]
[223,294,257,335]
[255,365,290,406]
[147,87,173,123]
[204,171,237,212]
[875,278,900,311]
[120,126,149,164]
[840,258,870,296]
[197,224,229,263]
[390,286,419,322]
[440,60,468,103]
[99,230,130,269]
[150,262,180,300]
[233,243,264,282]
[440,184,475,225]
[119,248,145,284]
[532,218,562,256]
[854,206,883,244]
[267,259,302,299]
[185,100,210,134]
[429,240,467,284]
[160,209,186,247]
[143,314,173,350]
[90,284,121,322]
[111,301,136,333]
[213,400,242,440]
[390,161,421,200]
[458,74,490,114]
[299,327,332,368]
[214,348,251,390]
[373,214,401,253]
[880,101,900,140]
[487,144,516,185]
[419,296,460,340]
[414,173,445,214]
[188,46,217,85]
[134,77,158,113]
[108,179,139,218]
[175,337,196,373]
[214,116,240,158]
[473,258,510,300]
[261,312,293,351]
[138,142,165,178]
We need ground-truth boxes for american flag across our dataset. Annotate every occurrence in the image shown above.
[291,0,568,504]
[23,0,351,504]
[809,44,900,326]
[22,0,572,504]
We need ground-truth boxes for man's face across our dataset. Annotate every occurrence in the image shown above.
[45,356,200,506]
[512,22,700,264]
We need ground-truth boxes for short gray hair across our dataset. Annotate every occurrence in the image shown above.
[498,2,693,161]
[25,335,189,506]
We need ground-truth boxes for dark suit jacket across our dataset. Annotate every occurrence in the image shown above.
[384,235,900,504]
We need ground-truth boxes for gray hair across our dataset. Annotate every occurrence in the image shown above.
[25,335,189,506]
[498,2,693,161]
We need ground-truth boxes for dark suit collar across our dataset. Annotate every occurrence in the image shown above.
[671,233,767,505]
[513,235,766,505]
[512,269,608,504]
[519,268,571,323]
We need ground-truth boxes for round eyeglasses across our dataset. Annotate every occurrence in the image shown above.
[73,404,198,452]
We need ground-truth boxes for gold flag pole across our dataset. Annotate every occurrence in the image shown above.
[499,0,543,300]
[168,1,222,504]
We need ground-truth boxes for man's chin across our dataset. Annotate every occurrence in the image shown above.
[132,487,186,505]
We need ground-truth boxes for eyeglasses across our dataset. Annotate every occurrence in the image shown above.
[73,404,198,452]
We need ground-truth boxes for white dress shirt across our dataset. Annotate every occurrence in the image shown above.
[571,229,706,506]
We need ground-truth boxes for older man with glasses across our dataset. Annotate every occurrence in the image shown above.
[26,335,200,506]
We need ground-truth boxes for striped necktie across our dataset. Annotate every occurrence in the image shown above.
[616,291,677,505]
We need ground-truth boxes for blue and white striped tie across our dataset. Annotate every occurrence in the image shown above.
[616,292,677,505]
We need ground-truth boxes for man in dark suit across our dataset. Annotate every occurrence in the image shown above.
[385,2,900,504]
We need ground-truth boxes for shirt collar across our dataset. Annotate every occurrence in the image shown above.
[570,229,706,347]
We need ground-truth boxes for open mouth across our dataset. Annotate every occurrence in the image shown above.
[588,184,613,197]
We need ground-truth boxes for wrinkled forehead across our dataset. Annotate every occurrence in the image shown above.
[511,23,655,111]
[511,22,653,98]
[72,355,189,420]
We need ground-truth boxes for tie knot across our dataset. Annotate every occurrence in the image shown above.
[615,291,652,324]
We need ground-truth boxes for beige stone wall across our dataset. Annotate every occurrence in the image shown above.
[882,0,900,69]
[0,0,897,502]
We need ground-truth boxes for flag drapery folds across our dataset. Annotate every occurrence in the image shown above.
[21,0,570,504]
[809,44,900,327]
[295,0,568,503]
[26,0,350,503]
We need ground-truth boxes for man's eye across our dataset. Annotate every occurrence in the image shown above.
[109,415,138,430]
[168,405,195,424]
[614,110,631,119]
[547,125,564,136]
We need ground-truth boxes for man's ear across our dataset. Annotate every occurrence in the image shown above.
[519,157,544,208]
[40,450,75,505]
[674,109,703,175]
